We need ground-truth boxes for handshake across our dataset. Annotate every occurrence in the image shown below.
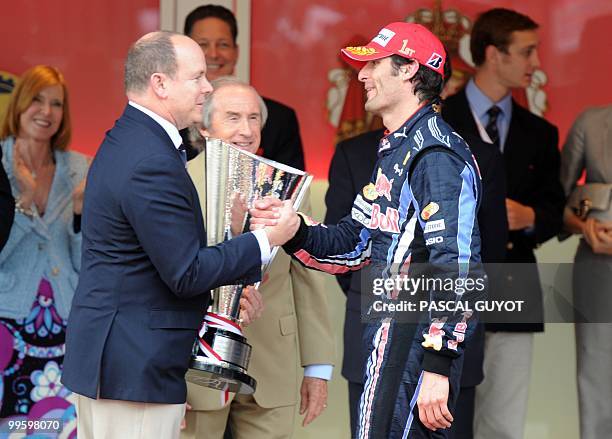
[242,196,301,248]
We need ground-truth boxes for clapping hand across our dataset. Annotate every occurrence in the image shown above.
[12,143,36,206]
[72,177,87,215]
[72,156,92,215]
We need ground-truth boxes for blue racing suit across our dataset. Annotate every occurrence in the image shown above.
[283,104,483,438]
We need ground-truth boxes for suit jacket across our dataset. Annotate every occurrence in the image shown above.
[62,105,263,404]
[180,97,305,170]
[0,146,14,252]
[185,152,334,409]
[260,97,305,170]
[324,125,507,387]
[443,88,565,332]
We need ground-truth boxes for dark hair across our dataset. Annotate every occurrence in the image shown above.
[470,8,539,66]
[184,4,238,43]
[390,55,447,105]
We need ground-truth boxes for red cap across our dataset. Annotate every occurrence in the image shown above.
[341,22,446,78]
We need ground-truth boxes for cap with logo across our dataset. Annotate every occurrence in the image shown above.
[341,22,446,78]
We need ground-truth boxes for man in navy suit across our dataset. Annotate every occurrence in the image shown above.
[62,31,298,439]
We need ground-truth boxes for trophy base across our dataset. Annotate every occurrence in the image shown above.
[186,356,256,395]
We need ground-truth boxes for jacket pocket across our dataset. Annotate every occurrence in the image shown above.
[149,309,203,329]
[279,313,297,336]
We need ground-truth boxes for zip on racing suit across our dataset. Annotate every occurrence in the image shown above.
[283,103,483,438]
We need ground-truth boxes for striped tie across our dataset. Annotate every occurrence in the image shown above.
[485,106,501,149]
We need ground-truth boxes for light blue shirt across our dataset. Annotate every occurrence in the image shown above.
[465,79,513,152]
[127,102,272,265]
[304,363,333,381]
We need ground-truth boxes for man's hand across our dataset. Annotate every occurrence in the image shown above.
[249,196,283,230]
[230,193,248,236]
[584,217,612,255]
[256,200,299,247]
[238,285,264,326]
[299,377,328,427]
[417,371,453,431]
[180,403,192,430]
[506,198,535,230]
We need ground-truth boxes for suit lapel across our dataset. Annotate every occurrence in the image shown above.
[123,104,186,167]
[503,102,540,197]
[123,104,175,147]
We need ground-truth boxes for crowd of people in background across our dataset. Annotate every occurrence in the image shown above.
[0,4,610,439]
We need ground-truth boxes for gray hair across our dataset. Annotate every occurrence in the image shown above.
[124,31,180,94]
[201,76,268,129]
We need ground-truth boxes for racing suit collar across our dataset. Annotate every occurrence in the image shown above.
[378,103,436,156]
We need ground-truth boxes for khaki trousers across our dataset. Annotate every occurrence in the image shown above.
[181,394,295,439]
[75,393,185,439]
[473,332,534,439]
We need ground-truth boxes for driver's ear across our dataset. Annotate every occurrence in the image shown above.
[400,61,419,80]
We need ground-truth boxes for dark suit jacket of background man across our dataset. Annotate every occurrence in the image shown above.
[62,104,263,403]
[323,126,507,398]
[0,148,15,251]
[182,97,305,170]
[443,88,565,332]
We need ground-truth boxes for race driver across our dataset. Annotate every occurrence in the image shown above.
[253,21,483,439]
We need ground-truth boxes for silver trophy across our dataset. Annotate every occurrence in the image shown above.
[185,138,312,394]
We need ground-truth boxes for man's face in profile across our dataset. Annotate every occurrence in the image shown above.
[189,17,239,81]
[164,36,212,129]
